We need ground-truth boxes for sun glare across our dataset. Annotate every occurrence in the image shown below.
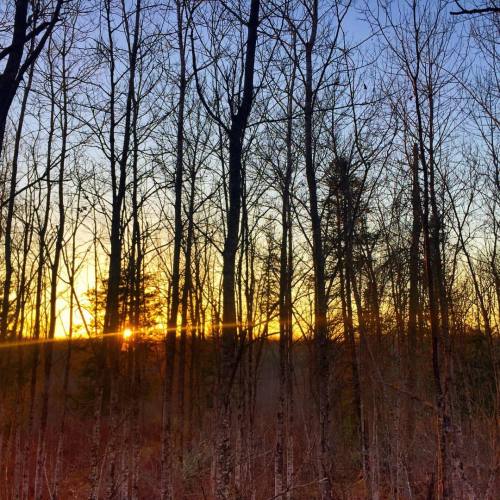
[123,328,133,340]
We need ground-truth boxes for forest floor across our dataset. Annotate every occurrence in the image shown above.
[0,334,497,499]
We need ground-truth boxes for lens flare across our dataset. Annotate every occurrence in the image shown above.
[123,328,133,340]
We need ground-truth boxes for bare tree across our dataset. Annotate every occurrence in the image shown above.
[191,0,261,496]
[0,0,65,158]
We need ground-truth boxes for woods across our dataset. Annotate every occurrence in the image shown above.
[0,0,499,498]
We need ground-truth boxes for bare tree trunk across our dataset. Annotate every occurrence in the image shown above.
[53,182,81,499]
[417,95,453,500]
[336,156,374,498]
[0,0,63,158]
[34,39,69,498]
[178,161,196,468]
[210,2,260,497]
[24,67,56,499]
[0,61,34,339]
[303,3,332,495]
[275,50,296,498]
[407,143,421,482]
[89,385,104,500]
[337,210,370,498]
[103,0,140,338]
[285,217,294,500]
[104,3,141,495]
[160,1,186,496]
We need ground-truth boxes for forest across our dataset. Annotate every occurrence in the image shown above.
[0,0,498,498]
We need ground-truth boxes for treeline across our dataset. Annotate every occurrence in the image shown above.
[0,0,498,499]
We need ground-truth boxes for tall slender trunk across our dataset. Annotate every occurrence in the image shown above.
[128,67,141,331]
[336,157,373,498]
[415,89,453,500]
[407,143,421,473]
[178,164,195,467]
[0,67,34,486]
[303,3,332,495]
[25,71,55,500]
[102,1,142,496]
[215,2,260,497]
[275,52,296,499]
[103,0,140,338]
[34,42,68,499]
[285,216,294,500]
[275,216,287,500]
[0,62,34,339]
[53,185,81,499]
[161,1,186,496]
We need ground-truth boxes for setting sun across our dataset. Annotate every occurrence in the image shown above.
[123,328,133,340]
